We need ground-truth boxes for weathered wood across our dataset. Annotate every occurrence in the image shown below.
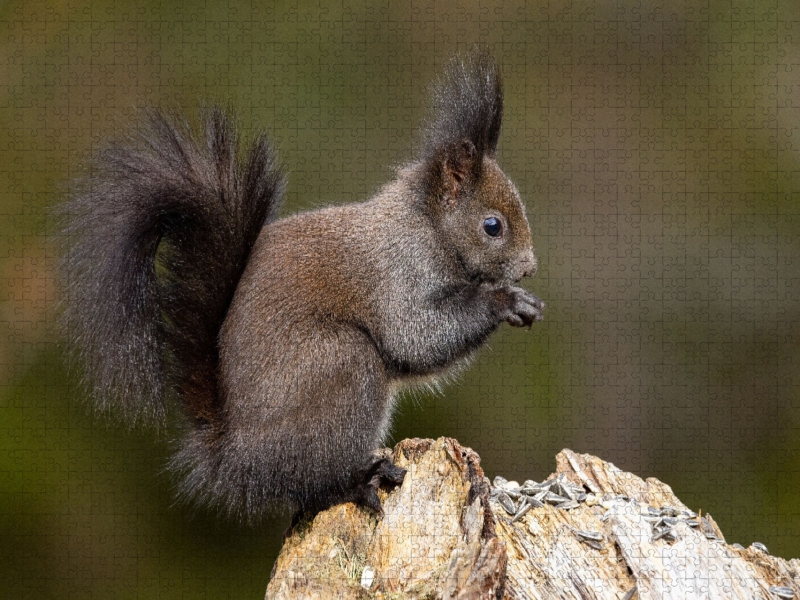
[267,438,504,599]
[266,439,800,599]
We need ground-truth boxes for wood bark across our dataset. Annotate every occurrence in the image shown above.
[266,438,800,599]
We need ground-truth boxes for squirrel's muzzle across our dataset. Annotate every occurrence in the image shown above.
[515,249,537,281]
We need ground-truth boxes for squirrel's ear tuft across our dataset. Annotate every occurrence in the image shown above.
[420,50,503,203]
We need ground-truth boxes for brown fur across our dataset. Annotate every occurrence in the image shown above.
[60,52,544,520]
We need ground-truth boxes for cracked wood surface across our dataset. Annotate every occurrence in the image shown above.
[266,439,799,599]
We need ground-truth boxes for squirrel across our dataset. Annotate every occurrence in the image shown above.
[59,51,544,522]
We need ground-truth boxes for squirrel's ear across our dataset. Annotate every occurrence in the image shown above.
[428,139,478,206]
[448,139,477,183]
[419,51,503,205]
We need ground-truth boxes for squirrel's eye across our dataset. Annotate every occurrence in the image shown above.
[483,217,502,237]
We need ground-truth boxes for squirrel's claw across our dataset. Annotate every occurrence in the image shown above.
[351,482,384,514]
[502,287,545,328]
[371,459,407,485]
[350,457,407,514]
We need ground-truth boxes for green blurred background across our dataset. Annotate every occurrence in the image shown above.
[2,0,800,597]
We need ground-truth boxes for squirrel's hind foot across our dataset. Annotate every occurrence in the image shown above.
[350,457,407,514]
[369,457,407,486]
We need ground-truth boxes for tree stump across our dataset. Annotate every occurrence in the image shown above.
[266,438,800,599]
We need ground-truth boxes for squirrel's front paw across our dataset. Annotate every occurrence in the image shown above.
[499,287,545,328]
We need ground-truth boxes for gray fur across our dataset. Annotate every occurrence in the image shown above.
[60,52,543,522]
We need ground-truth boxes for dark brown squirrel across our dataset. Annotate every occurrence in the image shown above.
[59,51,544,521]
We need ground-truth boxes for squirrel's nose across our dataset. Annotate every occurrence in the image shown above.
[521,250,537,278]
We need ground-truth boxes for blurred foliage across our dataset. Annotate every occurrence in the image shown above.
[2,0,800,597]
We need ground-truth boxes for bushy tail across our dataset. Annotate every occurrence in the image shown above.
[59,107,285,428]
